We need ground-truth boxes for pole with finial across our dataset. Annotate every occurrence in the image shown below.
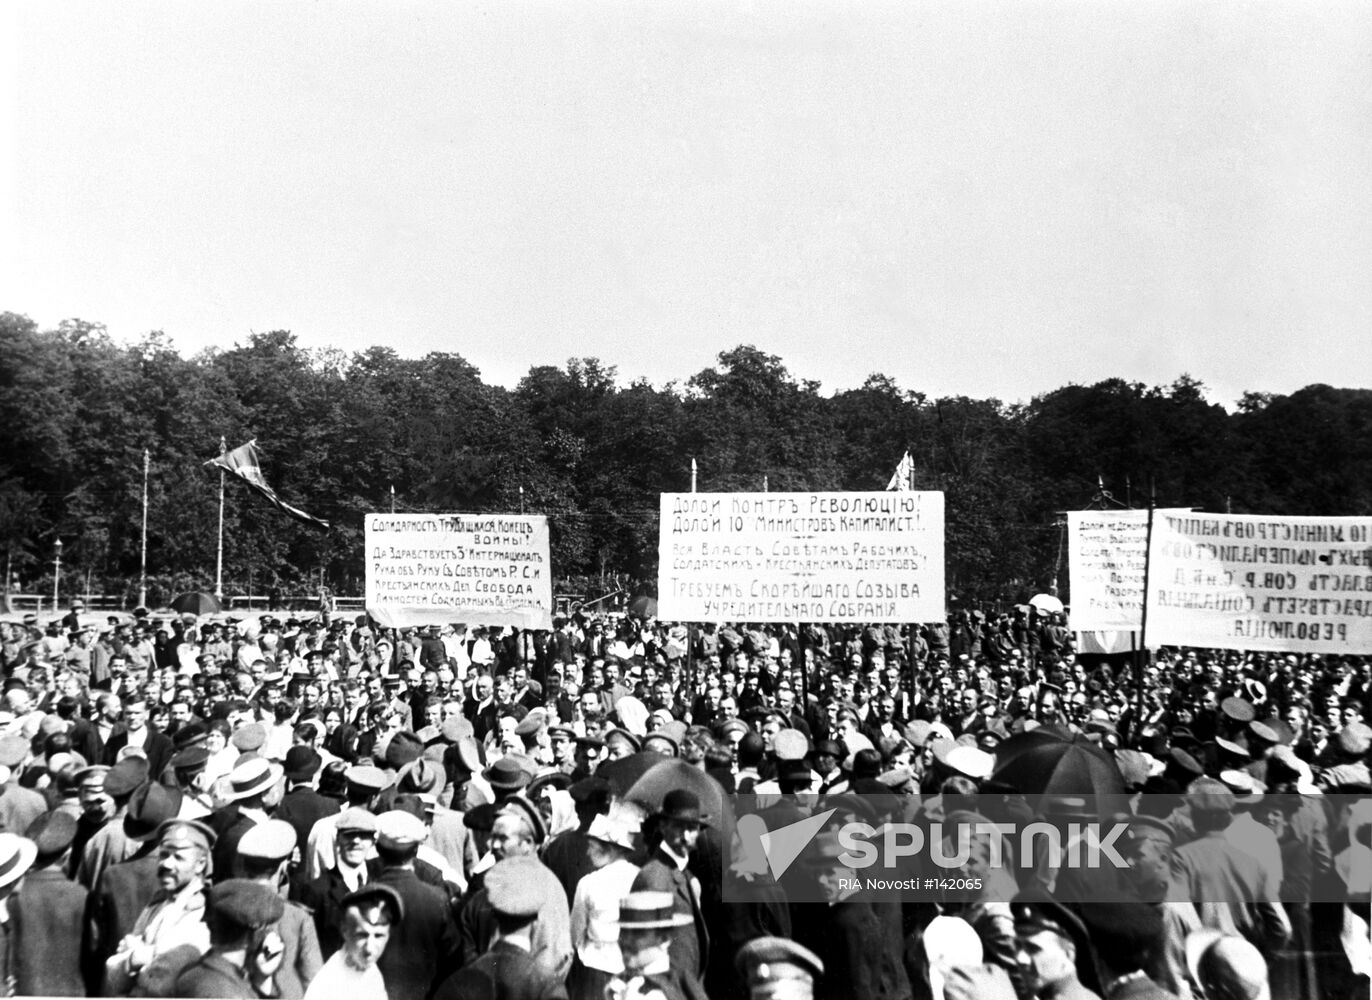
[390,484,396,514]
[139,448,150,608]
[215,436,226,600]
[691,458,697,493]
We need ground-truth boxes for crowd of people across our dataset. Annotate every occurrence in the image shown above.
[0,599,1368,1000]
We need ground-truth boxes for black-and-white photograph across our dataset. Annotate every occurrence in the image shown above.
[3,3,1371,999]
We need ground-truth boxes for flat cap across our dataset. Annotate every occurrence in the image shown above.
[384,731,425,770]
[736,936,825,988]
[336,808,379,835]
[440,717,474,743]
[1340,723,1372,757]
[156,818,218,851]
[25,810,78,860]
[497,795,548,845]
[238,819,297,862]
[104,757,150,798]
[482,757,531,792]
[171,746,212,773]
[773,729,809,762]
[210,879,285,930]
[717,718,749,740]
[342,883,405,924]
[231,723,267,753]
[1187,776,1237,814]
[1011,887,1094,967]
[345,765,390,793]
[485,857,547,919]
[1220,697,1255,723]
[0,736,30,769]
[376,809,429,850]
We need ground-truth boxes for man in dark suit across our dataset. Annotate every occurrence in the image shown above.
[100,693,175,778]
[82,781,181,990]
[208,757,284,881]
[292,807,377,959]
[434,857,567,1000]
[10,812,88,996]
[274,747,336,857]
[630,790,711,991]
[175,879,286,999]
[371,809,460,1000]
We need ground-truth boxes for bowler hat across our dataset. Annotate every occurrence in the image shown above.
[483,757,531,792]
[283,746,322,782]
[656,789,709,827]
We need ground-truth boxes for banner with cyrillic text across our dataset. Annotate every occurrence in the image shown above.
[1145,512,1372,653]
[365,513,553,630]
[657,492,944,623]
[1068,509,1190,632]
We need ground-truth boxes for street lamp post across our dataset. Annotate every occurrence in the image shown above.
[52,538,62,612]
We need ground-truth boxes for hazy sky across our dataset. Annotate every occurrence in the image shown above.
[4,1,1369,408]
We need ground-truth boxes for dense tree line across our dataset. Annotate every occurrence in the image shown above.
[3,311,1371,608]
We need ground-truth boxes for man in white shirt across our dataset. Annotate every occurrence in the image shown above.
[304,882,399,1000]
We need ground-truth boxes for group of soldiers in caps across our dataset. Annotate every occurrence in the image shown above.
[4,601,1372,998]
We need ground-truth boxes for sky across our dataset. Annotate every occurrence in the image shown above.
[4,1,1370,409]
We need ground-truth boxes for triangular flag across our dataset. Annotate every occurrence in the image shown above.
[886,450,915,491]
[207,440,330,530]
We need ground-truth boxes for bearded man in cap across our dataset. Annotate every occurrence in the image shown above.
[104,818,216,995]
[85,782,183,990]
[371,809,460,1000]
[175,879,288,999]
[240,819,324,998]
[436,856,567,1000]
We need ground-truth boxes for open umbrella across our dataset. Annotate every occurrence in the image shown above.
[621,757,733,828]
[1029,593,1065,615]
[171,591,221,616]
[627,595,658,620]
[990,730,1126,803]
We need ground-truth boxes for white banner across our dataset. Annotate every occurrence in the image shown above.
[1068,508,1190,632]
[657,491,944,623]
[365,513,553,630]
[1145,511,1372,653]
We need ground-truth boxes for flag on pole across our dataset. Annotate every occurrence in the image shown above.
[886,450,915,491]
[206,440,330,530]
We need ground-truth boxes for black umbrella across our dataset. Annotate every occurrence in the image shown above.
[170,591,221,616]
[627,595,658,620]
[990,729,1126,806]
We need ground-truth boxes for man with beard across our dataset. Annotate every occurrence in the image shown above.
[104,819,216,996]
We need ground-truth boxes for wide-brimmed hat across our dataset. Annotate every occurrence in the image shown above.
[0,833,37,889]
[124,782,184,842]
[618,890,692,929]
[586,812,637,851]
[483,757,531,792]
[224,757,285,802]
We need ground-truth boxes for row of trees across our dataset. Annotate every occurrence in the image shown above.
[3,311,1371,607]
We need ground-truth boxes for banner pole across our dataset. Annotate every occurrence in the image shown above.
[1134,483,1157,746]
[139,448,150,608]
[215,436,226,601]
